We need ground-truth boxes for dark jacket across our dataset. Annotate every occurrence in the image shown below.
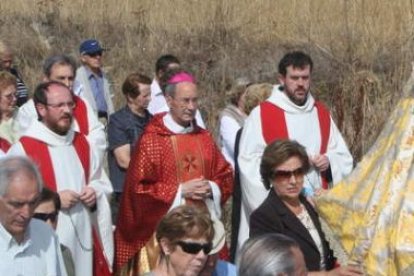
[249,189,336,272]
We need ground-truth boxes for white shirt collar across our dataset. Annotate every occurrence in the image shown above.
[163,112,194,134]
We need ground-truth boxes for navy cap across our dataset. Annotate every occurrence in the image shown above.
[79,39,104,55]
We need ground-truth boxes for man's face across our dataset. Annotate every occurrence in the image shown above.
[37,84,74,135]
[0,170,40,242]
[129,83,151,111]
[0,51,13,70]
[80,51,103,72]
[278,65,311,106]
[45,64,75,91]
[166,82,198,127]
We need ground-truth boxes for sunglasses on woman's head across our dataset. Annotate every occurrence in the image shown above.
[33,212,58,223]
[176,241,212,255]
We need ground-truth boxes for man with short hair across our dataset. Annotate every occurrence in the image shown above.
[15,54,107,161]
[114,69,233,274]
[148,54,206,128]
[75,39,114,119]
[8,82,113,276]
[0,156,67,275]
[236,51,353,253]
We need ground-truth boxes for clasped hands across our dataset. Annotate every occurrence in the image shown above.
[58,186,97,210]
[181,177,212,201]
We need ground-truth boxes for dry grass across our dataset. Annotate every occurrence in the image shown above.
[1,0,414,159]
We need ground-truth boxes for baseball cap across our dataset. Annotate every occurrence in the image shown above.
[79,39,104,55]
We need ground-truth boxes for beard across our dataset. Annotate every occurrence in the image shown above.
[46,115,73,135]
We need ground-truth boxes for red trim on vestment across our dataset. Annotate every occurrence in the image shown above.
[0,138,11,153]
[73,95,89,136]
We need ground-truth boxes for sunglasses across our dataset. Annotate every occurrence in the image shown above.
[176,241,212,255]
[272,167,305,180]
[87,51,103,57]
[33,212,58,223]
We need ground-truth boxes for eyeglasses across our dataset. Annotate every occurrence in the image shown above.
[46,101,76,109]
[33,212,58,223]
[2,92,17,101]
[272,167,305,181]
[87,51,103,57]
[176,241,212,255]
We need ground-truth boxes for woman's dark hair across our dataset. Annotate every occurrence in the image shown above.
[121,72,151,99]
[260,139,310,190]
[278,51,313,76]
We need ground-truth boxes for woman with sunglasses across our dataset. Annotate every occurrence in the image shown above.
[34,187,75,276]
[249,139,362,276]
[144,205,214,276]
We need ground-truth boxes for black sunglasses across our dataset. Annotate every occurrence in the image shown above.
[87,51,103,57]
[33,212,58,223]
[176,241,212,255]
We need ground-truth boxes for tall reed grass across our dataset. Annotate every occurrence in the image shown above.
[1,0,414,159]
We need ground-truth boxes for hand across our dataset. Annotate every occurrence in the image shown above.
[327,265,363,276]
[314,188,327,197]
[58,190,80,210]
[79,186,97,208]
[310,154,330,172]
[181,177,212,200]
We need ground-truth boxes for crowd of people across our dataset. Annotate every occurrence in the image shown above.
[0,37,411,276]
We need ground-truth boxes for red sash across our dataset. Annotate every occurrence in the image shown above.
[20,133,111,276]
[20,133,90,190]
[73,95,89,136]
[260,101,331,188]
[0,138,11,153]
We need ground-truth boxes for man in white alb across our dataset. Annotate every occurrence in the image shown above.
[236,51,353,254]
[8,81,113,276]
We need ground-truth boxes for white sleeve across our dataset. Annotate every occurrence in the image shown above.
[84,99,107,163]
[14,101,36,138]
[237,107,269,215]
[220,115,241,162]
[325,117,354,184]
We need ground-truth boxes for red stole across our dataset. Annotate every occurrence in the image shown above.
[260,101,331,189]
[73,95,89,136]
[0,138,11,153]
[20,133,90,191]
[20,133,111,276]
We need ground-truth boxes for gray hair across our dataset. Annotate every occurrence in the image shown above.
[43,54,77,78]
[237,234,302,276]
[0,156,43,196]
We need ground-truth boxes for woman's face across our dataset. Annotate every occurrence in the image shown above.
[167,237,210,276]
[0,84,17,116]
[271,156,305,201]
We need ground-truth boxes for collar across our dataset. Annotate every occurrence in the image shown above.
[84,65,102,79]
[268,84,315,113]
[163,112,194,134]
[0,220,31,250]
[25,120,75,146]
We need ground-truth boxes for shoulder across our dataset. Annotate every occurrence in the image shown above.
[29,219,57,243]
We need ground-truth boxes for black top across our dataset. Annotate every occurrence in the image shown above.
[107,106,152,193]
[249,189,336,272]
